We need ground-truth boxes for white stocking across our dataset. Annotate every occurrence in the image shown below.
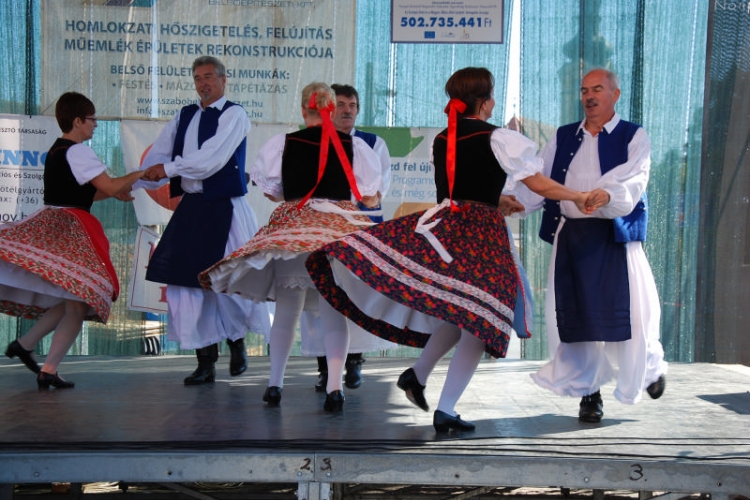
[267,286,306,388]
[40,300,88,375]
[320,296,349,393]
[18,302,66,350]
[412,322,461,385]
[436,329,485,416]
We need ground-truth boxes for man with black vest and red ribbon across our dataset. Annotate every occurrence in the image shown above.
[506,68,667,423]
[136,56,270,385]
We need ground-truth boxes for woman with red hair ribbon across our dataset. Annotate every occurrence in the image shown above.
[199,82,381,412]
[306,67,595,432]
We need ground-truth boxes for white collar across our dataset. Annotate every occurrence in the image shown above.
[578,112,621,136]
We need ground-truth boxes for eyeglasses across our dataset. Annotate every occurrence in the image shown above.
[85,117,98,123]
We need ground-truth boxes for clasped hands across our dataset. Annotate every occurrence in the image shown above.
[142,164,167,182]
[499,188,610,217]
[577,188,610,215]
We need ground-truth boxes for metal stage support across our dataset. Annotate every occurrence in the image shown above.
[0,451,746,498]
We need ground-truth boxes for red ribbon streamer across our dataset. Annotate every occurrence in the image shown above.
[297,92,362,209]
[444,98,467,212]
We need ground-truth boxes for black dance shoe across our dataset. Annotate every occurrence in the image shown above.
[433,410,475,433]
[578,391,604,423]
[397,368,429,412]
[183,363,215,386]
[344,354,365,389]
[5,340,41,374]
[37,371,75,389]
[263,386,282,406]
[227,338,247,376]
[646,375,666,400]
[323,390,345,412]
[314,371,328,393]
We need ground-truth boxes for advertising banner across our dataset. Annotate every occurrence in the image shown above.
[128,225,168,314]
[41,0,356,123]
[0,114,59,225]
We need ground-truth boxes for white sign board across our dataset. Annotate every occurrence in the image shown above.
[391,0,504,44]
[128,225,168,314]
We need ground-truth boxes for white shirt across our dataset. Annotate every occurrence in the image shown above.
[66,143,107,185]
[351,128,391,198]
[135,96,251,194]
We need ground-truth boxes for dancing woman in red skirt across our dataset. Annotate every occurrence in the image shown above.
[2,92,143,389]
[306,67,599,432]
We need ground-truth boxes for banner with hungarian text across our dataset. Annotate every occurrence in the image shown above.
[41,0,356,123]
[0,114,59,225]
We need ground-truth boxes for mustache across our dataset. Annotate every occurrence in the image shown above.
[585,98,598,106]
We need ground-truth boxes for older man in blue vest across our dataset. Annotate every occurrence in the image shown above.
[138,56,270,385]
[506,68,667,423]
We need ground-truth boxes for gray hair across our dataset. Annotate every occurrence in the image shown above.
[587,68,620,90]
[192,56,226,77]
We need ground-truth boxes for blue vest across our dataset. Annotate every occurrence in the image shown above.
[353,129,377,149]
[539,120,648,244]
[169,101,248,201]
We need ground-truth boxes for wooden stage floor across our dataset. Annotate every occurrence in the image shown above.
[1,355,749,499]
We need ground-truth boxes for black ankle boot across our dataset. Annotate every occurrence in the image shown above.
[344,353,365,389]
[315,371,328,393]
[184,344,218,385]
[227,338,247,376]
[578,391,604,423]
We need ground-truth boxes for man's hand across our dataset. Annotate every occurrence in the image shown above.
[574,191,594,215]
[585,188,610,211]
[143,164,167,181]
[498,194,525,216]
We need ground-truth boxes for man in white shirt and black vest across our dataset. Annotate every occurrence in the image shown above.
[137,56,270,385]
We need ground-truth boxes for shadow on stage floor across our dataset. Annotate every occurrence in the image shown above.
[1,356,749,497]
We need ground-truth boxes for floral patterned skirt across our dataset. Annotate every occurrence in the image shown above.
[306,200,521,358]
[0,207,118,323]
[199,199,374,301]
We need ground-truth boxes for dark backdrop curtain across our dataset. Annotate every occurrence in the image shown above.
[696,5,750,365]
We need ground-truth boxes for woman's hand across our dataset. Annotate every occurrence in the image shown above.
[498,194,525,216]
